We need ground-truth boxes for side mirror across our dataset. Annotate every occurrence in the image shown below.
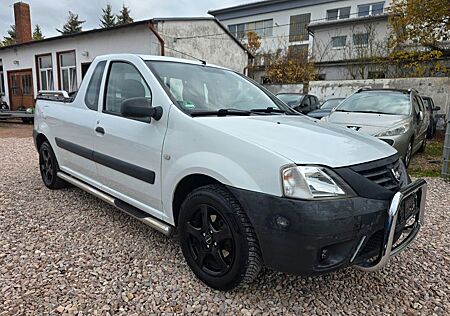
[121,97,163,121]
[434,106,441,111]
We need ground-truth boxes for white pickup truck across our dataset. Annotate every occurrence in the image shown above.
[34,54,427,290]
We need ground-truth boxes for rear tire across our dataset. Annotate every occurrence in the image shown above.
[39,141,68,189]
[178,184,262,290]
[418,138,426,153]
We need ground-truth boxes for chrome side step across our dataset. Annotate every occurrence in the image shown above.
[57,172,173,236]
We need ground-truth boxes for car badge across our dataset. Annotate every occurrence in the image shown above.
[348,126,360,131]
[391,168,401,182]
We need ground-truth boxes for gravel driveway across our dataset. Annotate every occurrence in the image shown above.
[1,137,449,315]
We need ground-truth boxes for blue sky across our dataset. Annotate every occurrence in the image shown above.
[0,0,257,39]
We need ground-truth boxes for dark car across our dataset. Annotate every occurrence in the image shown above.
[276,93,319,114]
[308,98,345,119]
[421,96,441,139]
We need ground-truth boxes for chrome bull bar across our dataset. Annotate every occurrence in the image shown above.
[354,179,427,272]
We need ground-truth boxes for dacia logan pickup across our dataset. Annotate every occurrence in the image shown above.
[34,54,427,290]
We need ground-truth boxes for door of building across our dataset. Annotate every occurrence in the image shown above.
[7,69,34,110]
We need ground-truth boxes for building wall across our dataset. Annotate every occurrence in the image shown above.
[309,77,450,116]
[213,0,392,55]
[0,24,159,106]
[264,83,304,95]
[155,20,248,73]
[311,18,389,63]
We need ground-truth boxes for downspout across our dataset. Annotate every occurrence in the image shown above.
[148,22,165,56]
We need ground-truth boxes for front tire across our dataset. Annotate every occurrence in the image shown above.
[39,141,68,189]
[179,184,262,290]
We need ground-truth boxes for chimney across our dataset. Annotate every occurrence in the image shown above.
[14,2,32,43]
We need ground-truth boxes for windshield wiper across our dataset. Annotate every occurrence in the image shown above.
[191,109,252,117]
[336,109,394,115]
[250,107,287,114]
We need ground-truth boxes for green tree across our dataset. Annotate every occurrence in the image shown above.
[100,4,116,28]
[117,4,134,25]
[33,24,44,40]
[2,25,16,46]
[57,11,85,35]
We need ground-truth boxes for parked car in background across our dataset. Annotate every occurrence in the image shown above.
[325,89,429,167]
[33,54,427,290]
[308,98,345,119]
[276,93,319,114]
[421,96,441,139]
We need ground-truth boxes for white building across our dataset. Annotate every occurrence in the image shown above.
[0,3,250,110]
[209,0,391,82]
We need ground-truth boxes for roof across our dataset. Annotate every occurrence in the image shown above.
[308,14,389,31]
[208,0,338,20]
[0,17,251,56]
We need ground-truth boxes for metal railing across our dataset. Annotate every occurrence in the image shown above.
[442,116,450,180]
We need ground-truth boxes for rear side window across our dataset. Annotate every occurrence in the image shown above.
[84,61,106,111]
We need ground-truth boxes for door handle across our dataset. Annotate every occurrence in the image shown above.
[95,126,105,135]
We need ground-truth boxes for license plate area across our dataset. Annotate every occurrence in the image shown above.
[396,193,419,229]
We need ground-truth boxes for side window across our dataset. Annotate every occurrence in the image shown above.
[84,61,106,111]
[104,62,152,115]
[303,96,311,107]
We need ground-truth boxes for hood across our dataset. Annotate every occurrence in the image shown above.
[327,112,409,135]
[196,115,397,168]
[308,108,332,118]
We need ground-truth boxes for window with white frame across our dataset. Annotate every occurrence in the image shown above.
[0,64,4,95]
[58,51,77,92]
[353,33,369,46]
[358,2,385,17]
[327,7,351,20]
[228,19,273,39]
[331,35,347,48]
[37,54,54,91]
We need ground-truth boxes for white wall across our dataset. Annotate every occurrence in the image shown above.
[0,24,159,106]
[216,0,392,54]
[156,20,249,72]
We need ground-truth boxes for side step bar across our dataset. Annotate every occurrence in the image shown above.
[57,172,173,236]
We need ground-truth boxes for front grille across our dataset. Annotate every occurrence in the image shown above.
[354,157,403,191]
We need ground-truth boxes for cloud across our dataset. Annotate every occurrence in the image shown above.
[0,0,252,39]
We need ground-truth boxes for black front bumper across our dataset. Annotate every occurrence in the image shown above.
[228,187,390,275]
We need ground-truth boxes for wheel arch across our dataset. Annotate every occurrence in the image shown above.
[35,133,50,150]
[172,173,222,226]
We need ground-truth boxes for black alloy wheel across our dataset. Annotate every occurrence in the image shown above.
[39,141,67,189]
[179,184,262,290]
[185,203,235,277]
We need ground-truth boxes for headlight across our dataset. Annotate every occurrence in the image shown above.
[281,165,355,200]
[375,122,410,137]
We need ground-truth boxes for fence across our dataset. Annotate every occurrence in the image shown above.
[442,116,450,179]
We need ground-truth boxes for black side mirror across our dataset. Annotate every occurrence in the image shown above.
[434,106,441,111]
[121,97,163,121]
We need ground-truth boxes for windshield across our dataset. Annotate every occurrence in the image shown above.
[277,94,303,106]
[321,99,344,109]
[146,61,286,114]
[336,91,411,115]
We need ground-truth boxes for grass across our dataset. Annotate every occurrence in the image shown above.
[409,131,445,177]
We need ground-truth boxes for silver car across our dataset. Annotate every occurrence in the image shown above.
[326,89,429,167]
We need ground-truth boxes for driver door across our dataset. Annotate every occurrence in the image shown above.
[94,60,167,218]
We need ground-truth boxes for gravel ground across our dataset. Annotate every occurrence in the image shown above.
[1,137,449,315]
